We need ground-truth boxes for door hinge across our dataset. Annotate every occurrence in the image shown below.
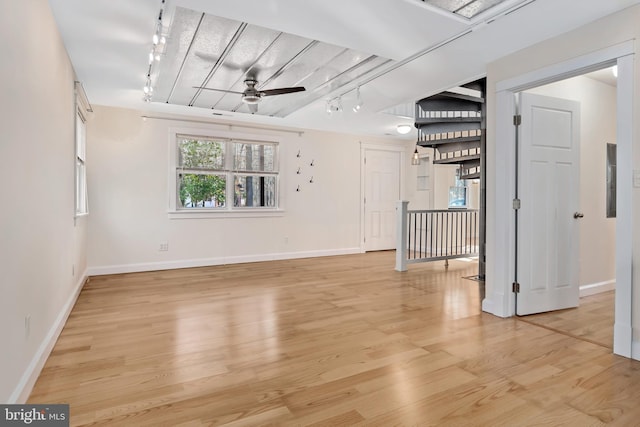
[512,282,520,293]
[513,114,522,126]
[512,199,521,210]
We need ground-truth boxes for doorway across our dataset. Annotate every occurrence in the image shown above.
[514,69,617,349]
[361,144,404,251]
[487,42,634,358]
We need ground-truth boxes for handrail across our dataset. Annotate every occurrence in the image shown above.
[396,201,479,271]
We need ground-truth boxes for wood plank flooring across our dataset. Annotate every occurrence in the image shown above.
[29,252,640,426]
[521,291,614,349]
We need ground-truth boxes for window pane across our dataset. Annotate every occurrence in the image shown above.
[234,175,277,208]
[76,160,87,213]
[233,142,276,172]
[178,137,225,170]
[76,112,86,160]
[178,173,226,208]
[448,186,467,208]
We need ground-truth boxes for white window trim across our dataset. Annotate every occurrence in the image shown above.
[168,127,285,218]
[74,108,89,217]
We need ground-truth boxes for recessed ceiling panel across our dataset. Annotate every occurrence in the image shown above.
[155,7,395,117]
[420,0,510,18]
[165,13,243,105]
[190,24,283,109]
[209,32,315,112]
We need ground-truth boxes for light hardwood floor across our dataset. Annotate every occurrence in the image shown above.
[521,291,615,349]
[29,253,640,426]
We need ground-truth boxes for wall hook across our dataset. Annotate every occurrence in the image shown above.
[297,167,301,174]
[296,150,301,158]
[309,176,314,183]
[296,185,301,192]
[310,159,315,166]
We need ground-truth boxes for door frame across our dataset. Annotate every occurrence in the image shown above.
[360,142,406,253]
[485,41,634,358]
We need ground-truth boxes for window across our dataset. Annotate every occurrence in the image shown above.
[448,171,468,208]
[174,134,279,212]
[75,109,88,215]
[416,155,430,191]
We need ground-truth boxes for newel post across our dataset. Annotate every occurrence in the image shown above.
[395,200,409,272]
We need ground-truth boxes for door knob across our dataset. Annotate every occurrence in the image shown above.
[574,212,584,219]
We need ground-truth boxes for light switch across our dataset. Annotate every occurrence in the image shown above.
[634,170,640,188]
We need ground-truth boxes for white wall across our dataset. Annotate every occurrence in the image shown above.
[484,5,640,348]
[525,75,617,290]
[86,106,406,273]
[0,0,88,403]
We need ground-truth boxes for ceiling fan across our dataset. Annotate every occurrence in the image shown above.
[194,78,305,113]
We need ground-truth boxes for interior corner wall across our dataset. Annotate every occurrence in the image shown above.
[0,0,88,403]
[484,5,640,331]
[86,106,406,273]
[525,75,616,290]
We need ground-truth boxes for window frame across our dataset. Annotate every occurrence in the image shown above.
[74,108,89,217]
[169,128,283,218]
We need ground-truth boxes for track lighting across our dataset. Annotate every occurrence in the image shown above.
[353,87,362,112]
[326,97,343,115]
[142,0,167,103]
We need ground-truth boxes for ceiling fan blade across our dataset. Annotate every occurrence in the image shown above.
[193,87,244,95]
[248,103,258,114]
[260,87,306,97]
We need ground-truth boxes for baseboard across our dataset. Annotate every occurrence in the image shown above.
[87,247,362,276]
[579,279,616,297]
[9,270,88,404]
[631,340,640,362]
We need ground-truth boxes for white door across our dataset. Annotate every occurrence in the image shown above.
[517,93,581,315]
[364,149,401,251]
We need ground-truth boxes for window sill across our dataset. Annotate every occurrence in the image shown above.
[168,209,285,220]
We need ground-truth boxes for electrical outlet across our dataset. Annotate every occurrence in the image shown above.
[159,242,169,251]
[25,315,31,339]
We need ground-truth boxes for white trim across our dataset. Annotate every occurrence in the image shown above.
[8,271,88,404]
[613,53,634,358]
[488,42,634,359]
[87,248,362,276]
[168,209,285,220]
[495,40,634,92]
[579,280,616,297]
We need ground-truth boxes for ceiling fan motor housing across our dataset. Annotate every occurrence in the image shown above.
[242,79,261,104]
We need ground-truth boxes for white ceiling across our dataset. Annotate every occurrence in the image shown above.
[49,0,640,138]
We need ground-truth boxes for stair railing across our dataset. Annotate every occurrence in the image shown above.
[395,201,479,271]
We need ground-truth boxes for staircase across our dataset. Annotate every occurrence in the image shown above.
[415,79,485,180]
[414,78,486,277]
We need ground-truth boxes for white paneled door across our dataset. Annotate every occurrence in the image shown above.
[364,149,401,251]
[517,93,581,315]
